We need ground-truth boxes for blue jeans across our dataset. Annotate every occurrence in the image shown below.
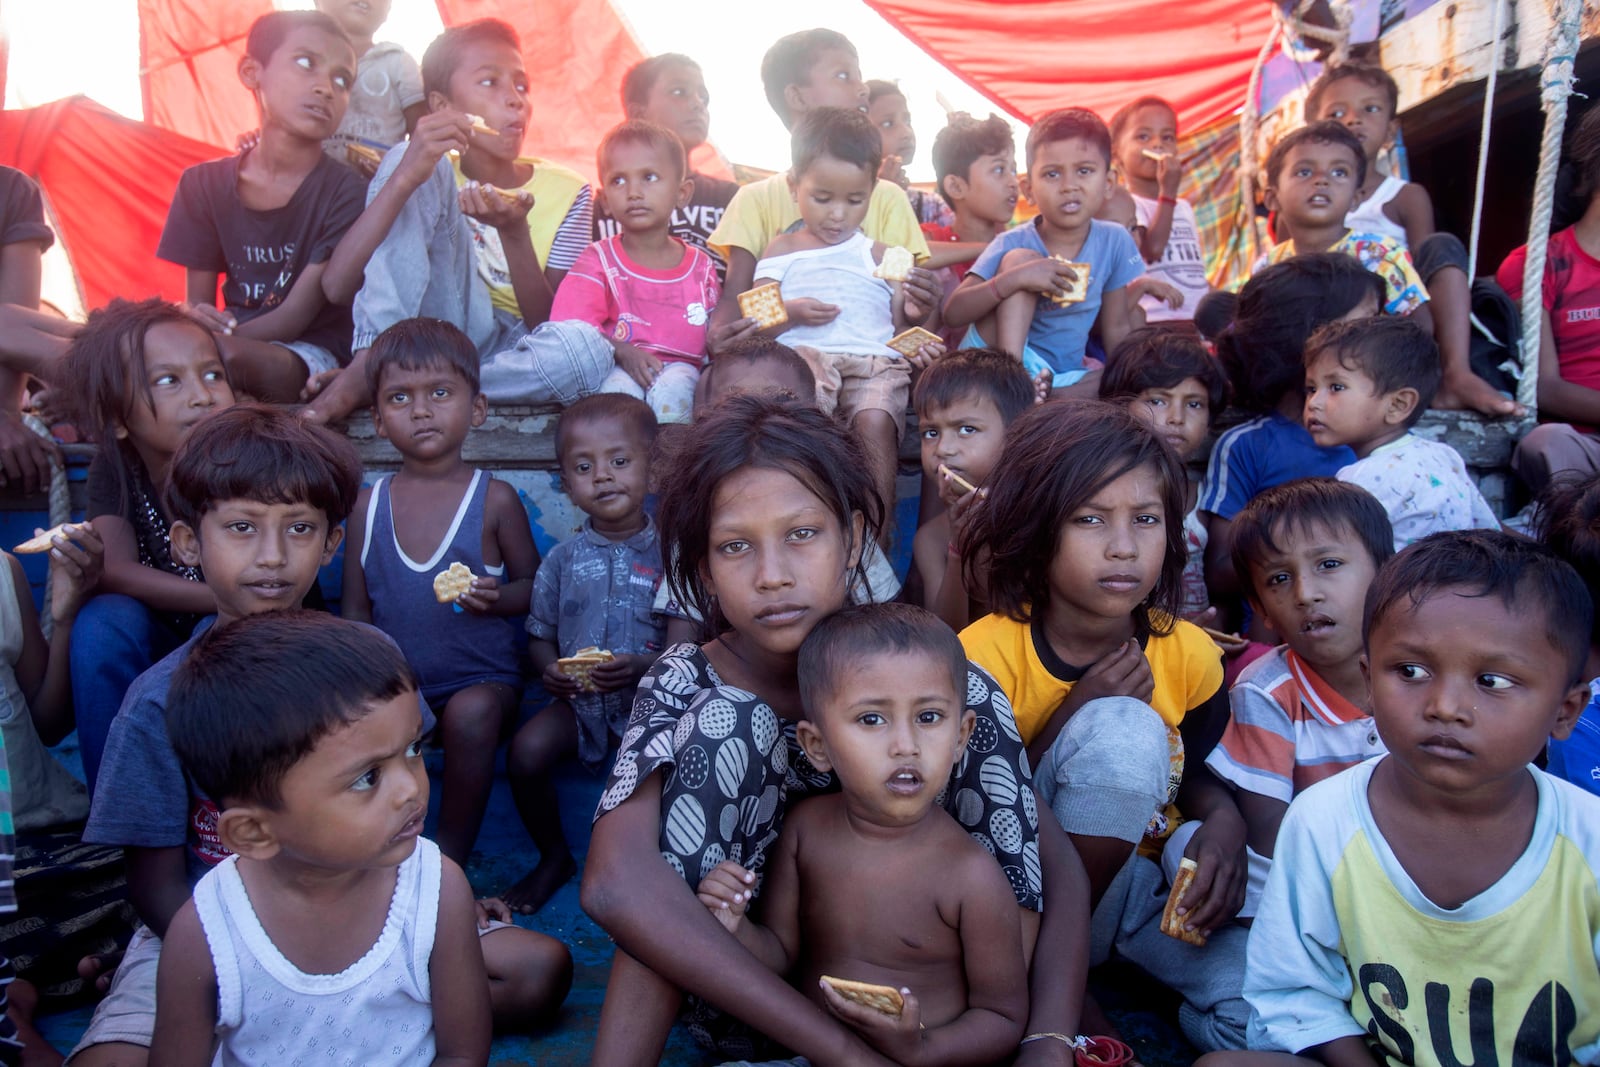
[70,594,187,794]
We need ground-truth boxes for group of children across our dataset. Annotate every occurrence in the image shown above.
[0,2,1594,1065]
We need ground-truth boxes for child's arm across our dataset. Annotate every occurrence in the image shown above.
[430,855,494,1066]
[695,860,790,973]
[12,528,102,745]
[226,264,332,344]
[1096,284,1135,356]
[529,637,583,703]
[94,515,216,616]
[149,899,219,1067]
[459,184,554,328]
[1392,181,1437,250]
[127,845,193,938]
[340,487,374,624]
[1533,309,1600,424]
[942,256,1076,329]
[1172,761,1249,938]
[458,479,537,618]
[1137,157,1184,263]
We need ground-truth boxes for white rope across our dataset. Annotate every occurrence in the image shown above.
[22,413,68,641]
[1466,0,1508,278]
[1518,0,1584,412]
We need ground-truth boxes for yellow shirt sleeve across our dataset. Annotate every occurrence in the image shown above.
[708,174,788,263]
[865,180,931,262]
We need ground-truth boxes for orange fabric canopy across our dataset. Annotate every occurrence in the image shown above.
[863,0,1276,132]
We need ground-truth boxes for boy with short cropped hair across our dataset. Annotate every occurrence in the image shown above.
[922,113,1019,344]
[1259,122,1429,322]
[1214,531,1600,1067]
[608,53,739,282]
[1303,316,1499,550]
[912,347,1035,630]
[341,318,537,867]
[553,119,721,423]
[867,79,954,228]
[159,10,368,403]
[1203,478,1393,919]
[503,393,666,915]
[303,18,613,424]
[698,603,1028,1066]
[943,107,1145,394]
[151,613,491,1066]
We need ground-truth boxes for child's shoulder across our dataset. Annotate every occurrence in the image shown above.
[1231,642,1294,691]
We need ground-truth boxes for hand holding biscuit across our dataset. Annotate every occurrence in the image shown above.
[899,266,941,325]
[820,980,924,1063]
[539,659,583,697]
[458,181,532,231]
[1172,813,1248,937]
[455,574,501,615]
[44,523,104,624]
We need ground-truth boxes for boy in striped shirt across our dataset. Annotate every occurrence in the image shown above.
[1199,479,1393,918]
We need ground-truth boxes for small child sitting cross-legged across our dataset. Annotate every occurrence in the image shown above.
[341,317,538,868]
[1302,315,1498,551]
[150,612,491,1066]
[698,602,1027,1066]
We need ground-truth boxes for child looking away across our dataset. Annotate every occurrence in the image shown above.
[922,114,1019,344]
[151,613,490,1067]
[505,394,665,915]
[1303,316,1498,550]
[698,603,1027,1065]
[340,318,537,868]
[867,79,954,228]
[552,120,720,424]
[754,106,942,528]
[944,108,1144,394]
[1207,478,1393,918]
[159,11,367,402]
[313,0,425,165]
[1208,532,1600,1067]
[1110,96,1212,326]
[912,347,1035,631]
[608,53,739,282]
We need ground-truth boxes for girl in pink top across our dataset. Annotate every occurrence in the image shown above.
[553,121,720,423]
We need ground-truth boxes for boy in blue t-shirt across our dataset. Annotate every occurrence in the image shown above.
[943,107,1143,394]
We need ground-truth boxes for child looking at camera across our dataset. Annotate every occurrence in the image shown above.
[698,603,1026,1067]
[1303,316,1498,550]
[553,120,721,424]
[504,394,665,915]
[341,318,537,868]
[150,613,491,1066]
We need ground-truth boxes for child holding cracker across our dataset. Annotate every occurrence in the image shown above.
[699,603,1027,1065]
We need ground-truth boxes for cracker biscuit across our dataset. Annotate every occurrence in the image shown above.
[1160,857,1208,946]
[873,246,915,282]
[820,976,904,1017]
[936,463,978,495]
[345,143,383,170]
[433,562,475,603]
[1049,258,1091,306]
[14,522,80,555]
[886,326,941,358]
[738,282,788,329]
[487,185,526,207]
[556,646,614,693]
[465,113,501,137]
[1141,148,1172,162]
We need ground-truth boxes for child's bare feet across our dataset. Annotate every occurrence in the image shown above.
[76,950,122,995]
[502,853,578,915]
[1434,369,1524,418]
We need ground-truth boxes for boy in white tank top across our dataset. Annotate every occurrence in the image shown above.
[149,613,492,1066]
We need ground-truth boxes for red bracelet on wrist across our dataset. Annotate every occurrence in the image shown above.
[1158,195,1179,205]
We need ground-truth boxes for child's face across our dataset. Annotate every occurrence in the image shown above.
[1022,137,1112,236]
[789,47,868,115]
[1048,462,1168,624]
[172,498,343,625]
[599,139,691,236]
[1268,141,1360,231]
[867,92,916,166]
[1128,377,1212,461]
[437,39,528,162]
[559,417,651,530]
[638,62,710,152]
[245,25,356,143]
[1364,587,1588,800]
[313,0,391,41]
[702,466,862,660]
[952,151,1019,227]
[919,393,1008,506]
[117,321,235,467]
[1115,103,1179,184]
[1247,519,1378,677]
[260,690,428,871]
[1313,78,1396,169]
[791,155,875,245]
[373,364,485,464]
[798,651,973,826]
[1303,349,1404,453]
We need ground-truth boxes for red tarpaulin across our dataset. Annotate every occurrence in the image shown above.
[863,0,1276,132]
[0,97,215,308]
[138,0,271,149]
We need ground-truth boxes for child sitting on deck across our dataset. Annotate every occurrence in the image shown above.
[867,79,955,228]
[504,394,666,915]
[753,105,942,530]
[922,114,1020,345]
[552,119,721,424]
[340,318,537,868]
[943,108,1145,395]
[698,603,1027,1066]
[1303,316,1499,550]
[159,10,368,402]
[150,613,491,1066]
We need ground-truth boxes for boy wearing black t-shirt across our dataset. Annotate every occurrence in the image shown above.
[157,10,367,402]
